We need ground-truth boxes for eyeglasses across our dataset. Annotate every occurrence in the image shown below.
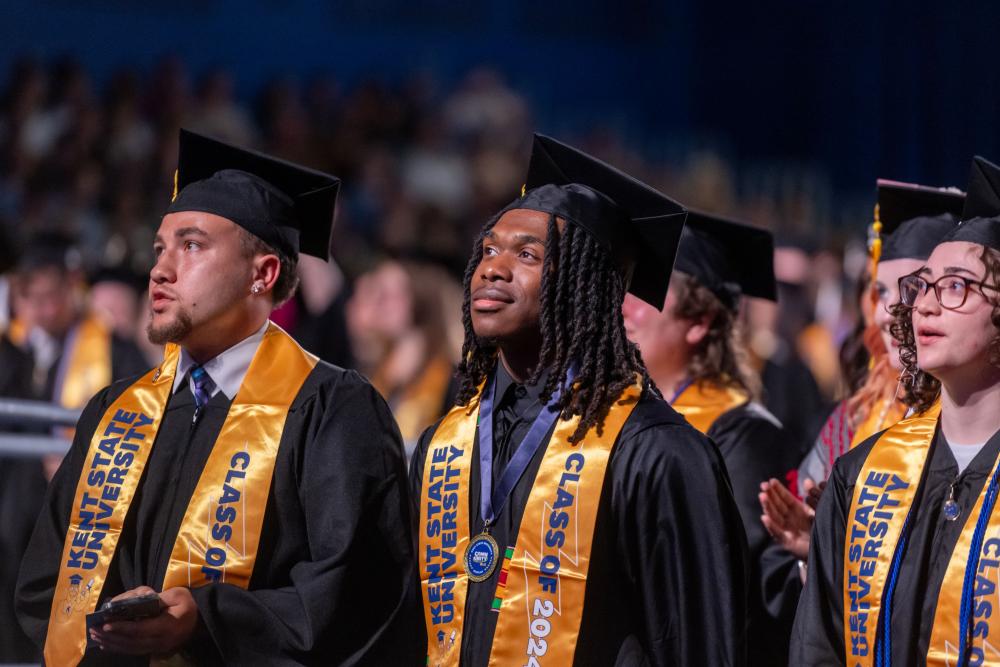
[898,273,1000,310]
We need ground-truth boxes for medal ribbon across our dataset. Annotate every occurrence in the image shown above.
[477,369,573,527]
[670,380,749,434]
[842,402,940,667]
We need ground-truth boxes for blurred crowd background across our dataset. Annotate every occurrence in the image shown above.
[1,1,1000,661]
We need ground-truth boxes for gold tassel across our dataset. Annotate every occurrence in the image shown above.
[171,169,179,202]
[521,183,526,197]
[868,202,882,282]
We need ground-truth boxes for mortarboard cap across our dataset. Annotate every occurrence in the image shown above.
[167,129,340,260]
[875,179,964,262]
[89,264,147,293]
[939,156,1000,251]
[504,134,687,309]
[673,211,776,310]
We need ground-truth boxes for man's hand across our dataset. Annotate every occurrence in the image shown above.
[759,477,815,561]
[89,586,199,657]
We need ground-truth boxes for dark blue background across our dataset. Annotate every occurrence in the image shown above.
[2,0,995,199]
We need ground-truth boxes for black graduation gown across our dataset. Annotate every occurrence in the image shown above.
[790,425,1000,665]
[761,354,830,461]
[707,403,802,667]
[0,333,46,662]
[409,367,750,667]
[15,362,424,666]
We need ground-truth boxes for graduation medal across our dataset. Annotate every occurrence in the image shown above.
[44,323,316,667]
[465,531,500,582]
[418,372,641,667]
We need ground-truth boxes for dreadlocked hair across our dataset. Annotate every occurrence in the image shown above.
[455,211,651,443]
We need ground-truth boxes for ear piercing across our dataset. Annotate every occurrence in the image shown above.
[251,283,263,295]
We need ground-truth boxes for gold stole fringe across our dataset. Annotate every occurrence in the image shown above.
[45,323,315,666]
[671,381,749,434]
[59,317,113,409]
[418,380,641,666]
[842,402,940,666]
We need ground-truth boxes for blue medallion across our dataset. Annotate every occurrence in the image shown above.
[465,532,499,582]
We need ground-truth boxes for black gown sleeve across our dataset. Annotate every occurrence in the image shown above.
[14,385,115,647]
[710,406,802,664]
[789,438,864,665]
[186,377,424,665]
[611,418,750,666]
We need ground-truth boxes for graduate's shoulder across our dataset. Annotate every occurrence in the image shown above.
[614,391,724,463]
[291,359,384,408]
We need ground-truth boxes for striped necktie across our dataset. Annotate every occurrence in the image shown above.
[190,365,213,409]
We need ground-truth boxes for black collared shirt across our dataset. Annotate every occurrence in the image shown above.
[488,363,549,485]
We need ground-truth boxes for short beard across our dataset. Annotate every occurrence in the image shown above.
[147,310,193,345]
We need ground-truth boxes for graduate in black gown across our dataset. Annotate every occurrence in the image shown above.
[15,130,422,666]
[409,135,749,667]
[792,156,1000,666]
[621,212,800,666]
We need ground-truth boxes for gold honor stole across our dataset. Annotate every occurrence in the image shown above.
[59,317,113,409]
[45,323,316,666]
[928,450,1000,664]
[842,402,940,667]
[850,396,907,450]
[671,381,749,434]
[419,381,642,667]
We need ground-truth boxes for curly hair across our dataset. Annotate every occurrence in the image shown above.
[670,272,761,400]
[454,211,650,443]
[890,245,1000,413]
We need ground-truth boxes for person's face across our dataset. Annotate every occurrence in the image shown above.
[621,274,699,380]
[911,241,998,384]
[89,282,140,339]
[872,257,923,371]
[469,209,551,346]
[22,267,76,337]
[148,211,254,346]
[370,262,413,340]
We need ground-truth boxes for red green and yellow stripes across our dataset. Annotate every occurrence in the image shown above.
[491,546,515,612]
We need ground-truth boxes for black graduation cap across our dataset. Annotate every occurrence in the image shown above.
[17,231,82,274]
[167,129,340,260]
[673,211,777,310]
[89,264,147,293]
[940,156,1000,251]
[875,179,964,262]
[503,134,687,309]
